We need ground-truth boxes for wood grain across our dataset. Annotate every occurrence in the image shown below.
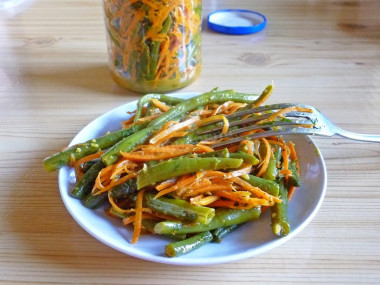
[0,0,379,284]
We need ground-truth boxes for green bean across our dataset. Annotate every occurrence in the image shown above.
[134,93,185,122]
[172,122,221,145]
[263,158,278,181]
[286,161,301,187]
[43,122,148,172]
[103,90,260,166]
[137,43,150,82]
[108,209,187,240]
[110,178,138,199]
[271,180,290,236]
[141,219,187,240]
[82,191,108,209]
[229,152,259,165]
[244,174,280,197]
[147,15,173,81]
[82,159,100,173]
[154,207,261,235]
[254,84,273,105]
[143,192,215,224]
[137,157,243,189]
[165,231,213,257]
[71,160,105,199]
[212,224,243,243]
[194,148,230,158]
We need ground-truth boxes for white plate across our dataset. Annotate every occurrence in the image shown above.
[58,93,327,265]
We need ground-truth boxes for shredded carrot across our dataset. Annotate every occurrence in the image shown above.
[281,145,290,175]
[256,138,271,177]
[229,176,281,204]
[150,116,200,144]
[121,114,137,129]
[108,191,152,215]
[161,121,178,131]
[256,106,313,125]
[92,164,114,193]
[190,195,219,206]
[195,143,214,153]
[132,189,146,244]
[94,172,138,195]
[184,183,235,198]
[196,114,229,135]
[289,141,299,169]
[151,131,188,145]
[155,174,201,198]
[239,140,254,155]
[221,115,229,134]
[287,186,296,199]
[280,169,292,175]
[227,145,239,153]
[155,178,177,191]
[123,213,154,226]
[150,98,171,112]
[136,114,162,123]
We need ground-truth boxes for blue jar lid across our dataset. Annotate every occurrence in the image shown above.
[207,9,267,35]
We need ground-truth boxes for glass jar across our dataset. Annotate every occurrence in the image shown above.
[103,0,202,93]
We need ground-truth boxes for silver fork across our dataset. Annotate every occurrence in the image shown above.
[198,103,380,148]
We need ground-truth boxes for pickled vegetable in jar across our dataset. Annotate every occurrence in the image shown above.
[103,0,202,93]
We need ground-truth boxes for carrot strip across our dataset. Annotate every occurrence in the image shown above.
[189,194,204,204]
[161,121,178,131]
[216,190,272,207]
[287,186,296,199]
[196,114,229,134]
[239,140,254,155]
[221,115,229,134]
[155,174,200,198]
[227,145,239,153]
[132,189,146,244]
[152,131,188,145]
[203,165,251,180]
[123,213,154,226]
[155,178,177,191]
[280,169,292,175]
[195,143,214,153]
[73,151,104,179]
[256,138,271,177]
[150,116,200,144]
[229,177,282,203]
[256,106,313,125]
[121,114,137,129]
[191,195,219,206]
[108,191,152,215]
[92,164,114,192]
[94,172,138,195]
[150,98,171,112]
[281,145,289,174]
[185,184,235,197]
[136,114,162,123]
[289,141,299,169]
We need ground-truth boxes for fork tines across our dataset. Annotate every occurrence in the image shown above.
[200,103,318,148]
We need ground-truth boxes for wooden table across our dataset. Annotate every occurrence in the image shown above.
[1,0,379,283]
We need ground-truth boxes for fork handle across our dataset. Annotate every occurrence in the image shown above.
[336,128,380,142]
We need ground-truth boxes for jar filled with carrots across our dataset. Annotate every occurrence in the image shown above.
[103,0,202,93]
